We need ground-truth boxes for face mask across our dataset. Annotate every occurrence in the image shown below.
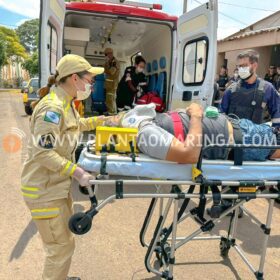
[136,67,144,73]
[76,81,91,101]
[238,66,253,80]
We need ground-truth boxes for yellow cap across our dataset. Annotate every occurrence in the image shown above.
[104,47,113,54]
[56,54,104,81]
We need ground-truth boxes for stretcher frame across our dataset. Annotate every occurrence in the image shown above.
[69,144,280,280]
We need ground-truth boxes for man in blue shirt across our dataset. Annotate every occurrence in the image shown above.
[221,50,280,127]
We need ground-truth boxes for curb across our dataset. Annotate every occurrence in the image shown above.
[0,89,21,93]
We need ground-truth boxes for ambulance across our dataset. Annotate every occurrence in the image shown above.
[39,0,218,112]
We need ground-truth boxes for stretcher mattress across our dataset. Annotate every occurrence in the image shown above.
[78,149,280,181]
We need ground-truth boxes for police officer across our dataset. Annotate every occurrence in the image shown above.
[104,47,120,115]
[275,66,280,93]
[264,65,277,86]
[21,54,107,280]
[221,50,280,127]
[116,55,147,111]
[216,65,229,92]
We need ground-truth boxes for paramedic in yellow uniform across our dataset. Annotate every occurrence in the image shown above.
[21,54,106,280]
[104,47,120,115]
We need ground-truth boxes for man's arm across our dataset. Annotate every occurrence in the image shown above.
[105,60,119,77]
[137,104,203,164]
[220,88,231,114]
[166,104,203,164]
[263,83,280,127]
[78,116,112,132]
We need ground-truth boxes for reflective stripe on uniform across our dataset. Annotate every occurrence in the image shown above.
[21,186,39,192]
[69,164,77,176]
[61,160,77,176]
[90,117,95,129]
[48,91,56,101]
[63,99,71,115]
[22,192,39,199]
[21,185,40,199]
[31,207,60,219]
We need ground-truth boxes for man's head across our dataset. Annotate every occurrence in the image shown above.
[268,65,276,75]
[236,49,259,80]
[219,66,227,75]
[134,55,146,73]
[104,47,114,60]
[233,68,239,78]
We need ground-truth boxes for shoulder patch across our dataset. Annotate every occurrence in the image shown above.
[38,133,55,149]
[44,111,61,125]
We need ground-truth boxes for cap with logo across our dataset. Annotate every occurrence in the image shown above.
[56,54,104,81]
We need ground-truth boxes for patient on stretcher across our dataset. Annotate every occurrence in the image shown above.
[103,103,280,164]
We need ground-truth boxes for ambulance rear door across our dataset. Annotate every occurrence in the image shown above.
[39,0,65,86]
[170,0,218,109]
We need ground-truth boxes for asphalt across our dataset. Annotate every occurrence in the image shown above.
[0,91,280,280]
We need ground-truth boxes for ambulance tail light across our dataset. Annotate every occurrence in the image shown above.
[152,4,162,10]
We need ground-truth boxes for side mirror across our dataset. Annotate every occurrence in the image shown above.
[29,86,33,94]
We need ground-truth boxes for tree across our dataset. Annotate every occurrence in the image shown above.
[0,26,27,62]
[16,19,39,53]
[22,51,39,77]
[0,40,6,69]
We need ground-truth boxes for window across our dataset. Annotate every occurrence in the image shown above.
[183,38,208,85]
[30,79,39,88]
[47,23,58,74]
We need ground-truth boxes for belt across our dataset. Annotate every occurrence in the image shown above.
[228,118,243,165]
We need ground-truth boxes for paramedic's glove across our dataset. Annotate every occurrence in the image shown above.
[186,103,203,119]
[73,166,95,187]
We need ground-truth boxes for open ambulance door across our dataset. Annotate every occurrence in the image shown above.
[39,0,65,87]
[170,0,218,110]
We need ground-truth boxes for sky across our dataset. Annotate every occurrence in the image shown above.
[0,0,279,39]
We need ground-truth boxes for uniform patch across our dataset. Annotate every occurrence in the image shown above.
[44,111,61,125]
[38,133,55,149]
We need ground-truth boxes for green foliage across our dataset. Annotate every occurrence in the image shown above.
[0,40,6,69]
[16,19,39,53]
[0,26,27,62]
[22,51,39,77]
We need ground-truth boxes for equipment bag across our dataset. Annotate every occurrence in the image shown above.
[136,91,165,112]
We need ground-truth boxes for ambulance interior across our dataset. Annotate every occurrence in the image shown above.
[63,12,174,115]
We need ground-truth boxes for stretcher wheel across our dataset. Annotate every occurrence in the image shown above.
[68,212,92,235]
[219,239,230,257]
[155,242,171,266]
[79,185,94,195]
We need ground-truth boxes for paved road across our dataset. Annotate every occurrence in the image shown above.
[1,91,280,280]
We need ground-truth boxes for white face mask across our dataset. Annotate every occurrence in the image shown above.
[76,82,92,101]
[136,67,144,73]
[238,66,252,80]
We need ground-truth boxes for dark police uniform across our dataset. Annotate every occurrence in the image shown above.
[221,77,280,127]
[116,66,147,110]
[217,74,229,91]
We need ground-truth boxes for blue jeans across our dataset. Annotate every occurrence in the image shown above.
[239,119,276,161]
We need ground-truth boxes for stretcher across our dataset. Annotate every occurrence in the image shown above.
[69,141,280,280]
